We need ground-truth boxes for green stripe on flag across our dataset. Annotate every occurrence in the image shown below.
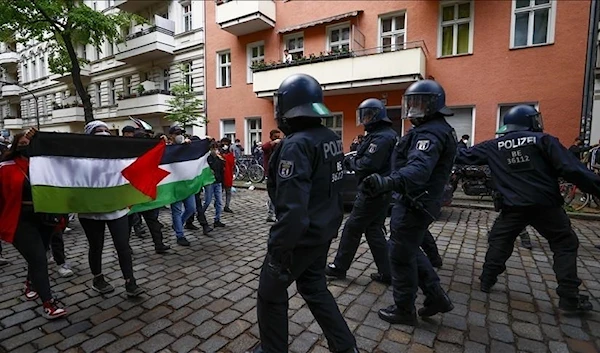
[129,167,216,213]
[32,184,151,214]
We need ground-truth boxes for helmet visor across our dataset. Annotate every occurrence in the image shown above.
[531,112,543,131]
[356,107,382,126]
[401,94,438,119]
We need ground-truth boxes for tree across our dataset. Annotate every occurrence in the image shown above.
[0,0,142,123]
[165,64,206,128]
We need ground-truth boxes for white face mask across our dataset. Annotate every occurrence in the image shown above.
[222,145,229,151]
[463,139,469,144]
[95,131,110,136]
[174,135,185,144]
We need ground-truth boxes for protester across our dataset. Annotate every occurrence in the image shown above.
[220,138,235,213]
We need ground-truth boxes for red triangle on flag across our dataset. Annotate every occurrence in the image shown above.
[121,141,170,199]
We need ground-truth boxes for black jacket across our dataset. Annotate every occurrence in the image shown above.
[350,125,398,184]
[207,153,224,184]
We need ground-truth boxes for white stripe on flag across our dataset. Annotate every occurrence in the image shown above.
[158,154,210,186]
[30,156,136,188]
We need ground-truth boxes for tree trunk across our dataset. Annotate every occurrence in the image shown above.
[62,33,94,123]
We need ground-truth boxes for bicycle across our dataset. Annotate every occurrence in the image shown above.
[235,155,265,183]
[560,179,600,211]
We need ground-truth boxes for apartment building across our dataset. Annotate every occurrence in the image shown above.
[205,0,591,152]
[0,0,206,137]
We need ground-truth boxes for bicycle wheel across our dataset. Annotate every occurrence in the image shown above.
[572,192,591,211]
[238,164,248,181]
[247,164,265,183]
[233,164,240,180]
[560,182,576,205]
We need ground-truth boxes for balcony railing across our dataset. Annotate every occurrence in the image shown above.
[116,16,176,64]
[117,89,173,117]
[215,0,276,36]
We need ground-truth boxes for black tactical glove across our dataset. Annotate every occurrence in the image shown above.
[361,173,397,197]
[343,155,355,171]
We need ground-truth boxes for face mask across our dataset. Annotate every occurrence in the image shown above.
[174,135,185,144]
[95,131,110,136]
[463,139,468,144]
[222,145,229,151]
[16,145,29,158]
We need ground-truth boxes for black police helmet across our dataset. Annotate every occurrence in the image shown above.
[497,105,543,134]
[402,79,453,120]
[357,98,392,126]
[275,74,332,121]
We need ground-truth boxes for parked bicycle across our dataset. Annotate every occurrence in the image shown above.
[560,178,600,211]
[234,155,265,183]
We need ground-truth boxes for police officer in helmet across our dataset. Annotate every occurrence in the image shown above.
[361,79,456,325]
[248,73,357,353]
[456,104,600,312]
[325,98,397,284]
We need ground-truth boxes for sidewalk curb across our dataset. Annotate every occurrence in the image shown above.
[234,182,600,221]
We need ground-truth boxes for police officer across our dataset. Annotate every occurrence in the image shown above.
[248,74,357,353]
[456,105,600,312]
[421,229,443,268]
[361,79,456,325]
[325,98,397,284]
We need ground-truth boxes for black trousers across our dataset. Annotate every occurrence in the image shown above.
[186,192,209,226]
[49,231,66,265]
[79,215,134,280]
[421,229,441,263]
[12,212,54,302]
[333,191,391,276]
[389,202,440,312]
[257,243,356,353]
[483,206,581,299]
[129,209,165,248]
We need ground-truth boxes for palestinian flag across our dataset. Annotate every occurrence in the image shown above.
[28,132,214,214]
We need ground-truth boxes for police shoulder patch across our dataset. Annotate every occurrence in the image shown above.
[278,160,295,178]
[416,140,430,151]
[368,143,378,154]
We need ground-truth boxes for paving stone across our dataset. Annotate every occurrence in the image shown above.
[138,332,175,353]
[225,333,259,353]
[549,341,570,353]
[490,340,516,353]
[413,328,436,347]
[0,310,36,328]
[192,320,222,339]
[80,333,116,353]
[198,335,228,353]
[516,337,548,353]
[141,318,172,337]
[221,319,252,339]
[113,319,145,337]
[464,341,486,353]
[171,335,201,353]
[1,329,44,351]
[139,305,172,323]
[489,323,515,343]
[104,333,145,353]
[437,327,464,345]
[512,322,543,341]
[55,333,89,350]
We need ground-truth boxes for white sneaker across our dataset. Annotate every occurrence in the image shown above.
[64,227,72,233]
[57,263,74,278]
[47,250,54,264]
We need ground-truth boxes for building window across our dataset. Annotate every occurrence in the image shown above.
[106,41,113,56]
[162,68,170,91]
[498,103,538,130]
[95,83,101,107]
[511,0,555,48]
[446,107,474,145]
[323,113,343,138]
[217,51,231,88]
[327,24,350,52]
[284,33,304,59]
[92,1,97,11]
[82,45,87,61]
[439,1,473,56]
[124,76,132,95]
[108,79,116,105]
[183,3,192,32]
[246,118,262,152]
[380,12,406,52]
[39,56,46,78]
[247,41,265,84]
[41,96,47,116]
[95,47,101,61]
[183,63,192,88]
[31,59,37,80]
[221,119,236,142]
[22,62,28,82]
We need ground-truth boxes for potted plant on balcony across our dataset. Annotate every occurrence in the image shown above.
[136,84,145,97]
[116,91,123,100]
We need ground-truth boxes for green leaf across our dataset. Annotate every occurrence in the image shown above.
[165,64,206,127]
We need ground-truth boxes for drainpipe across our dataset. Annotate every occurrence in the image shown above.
[581,0,600,145]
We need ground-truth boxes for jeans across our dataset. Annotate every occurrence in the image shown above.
[49,231,66,266]
[186,192,210,227]
[223,186,232,209]
[12,212,54,302]
[203,183,223,222]
[79,215,134,281]
[171,195,196,238]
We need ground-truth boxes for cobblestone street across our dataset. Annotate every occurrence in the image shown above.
[1,189,600,353]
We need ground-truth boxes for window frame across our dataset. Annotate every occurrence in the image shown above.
[245,117,262,152]
[220,119,236,142]
[94,82,102,107]
[438,0,474,57]
[38,55,46,78]
[247,41,265,84]
[31,58,37,81]
[283,32,304,60]
[509,0,556,49]
[326,22,352,52]
[322,112,344,139]
[183,62,193,88]
[217,50,232,88]
[124,76,132,96]
[446,105,476,145]
[182,2,192,33]
[108,79,116,105]
[378,11,408,53]
[497,102,539,132]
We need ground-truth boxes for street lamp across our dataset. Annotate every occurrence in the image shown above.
[0,79,40,130]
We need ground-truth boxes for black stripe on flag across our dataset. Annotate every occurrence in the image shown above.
[161,139,211,164]
[28,132,160,159]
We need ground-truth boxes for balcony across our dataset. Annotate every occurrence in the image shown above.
[114,0,163,13]
[252,42,427,98]
[1,84,20,97]
[216,0,276,36]
[3,117,23,130]
[50,65,91,85]
[116,16,175,65]
[117,87,173,117]
[0,51,18,68]
[51,106,85,124]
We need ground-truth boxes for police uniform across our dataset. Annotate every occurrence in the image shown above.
[362,80,456,325]
[251,74,357,353]
[456,104,600,312]
[326,98,398,283]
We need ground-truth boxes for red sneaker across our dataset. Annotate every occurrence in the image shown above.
[24,281,39,301]
[42,299,67,319]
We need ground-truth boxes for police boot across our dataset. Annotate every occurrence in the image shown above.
[337,347,360,353]
[325,263,346,280]
[370,273,391,285]
[418,286,454,317]
[559,295,593,313]
[429,256,443,269]
[378,305,417,326]
[245,344,265,353]
[479,275,497,293]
